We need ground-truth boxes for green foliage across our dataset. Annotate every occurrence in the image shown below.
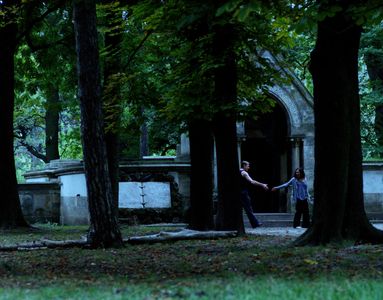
[10,0,383,168]
[13,3,81,168]
[129,0,299,125]
[59,122,82,160]
[119,105,140,158]
[100,1,183,157]
[359,66,380,159]
[360,22,383,159]
[348,0,383,27]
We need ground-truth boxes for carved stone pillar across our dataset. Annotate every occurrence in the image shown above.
[290,137,303,170]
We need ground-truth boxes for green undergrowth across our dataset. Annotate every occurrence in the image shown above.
[0,277,382,300]
[0,224,382,299]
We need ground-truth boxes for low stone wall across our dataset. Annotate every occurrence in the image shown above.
[363,162,383,212]
[19,159,383,225]
[58,173,89,226]
[21,158,190,225]
[18,182,60,224]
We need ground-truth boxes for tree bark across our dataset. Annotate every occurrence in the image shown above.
[127,229,237,244]
[45,86,60,161]
[188,119,215,230]
[0,0,30,229]
[296,1,383,245]
[211,23,244,234]
[73,0,123,248]
[0,229,237,251]
[139,107,149,157]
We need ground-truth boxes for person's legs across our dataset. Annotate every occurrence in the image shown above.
[241,190,261,228]
[293,200,303,228]
[301,199,310,228]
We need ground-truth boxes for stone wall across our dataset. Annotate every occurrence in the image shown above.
[19,159,383,225]
[18,182,60,224]
[363,162,383,212]
[22,158,190,225]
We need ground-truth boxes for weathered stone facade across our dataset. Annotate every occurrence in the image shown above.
[22,159,190,225]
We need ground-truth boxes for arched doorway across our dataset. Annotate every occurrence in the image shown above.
[240,102,290,213]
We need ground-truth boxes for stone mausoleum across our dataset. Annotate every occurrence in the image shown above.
[19,54,383,225]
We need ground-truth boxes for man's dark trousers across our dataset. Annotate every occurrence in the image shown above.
[241,190,261,228]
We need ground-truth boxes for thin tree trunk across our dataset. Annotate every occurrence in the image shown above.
[375,105,383,156]
[188,119,215,230]
[139,107,149,157]
[0,1,29,228]
[45,87,60,161]
[139,122,149,157]
[296,1,383,245]
[103,21,123,216]
[73,0,123,248]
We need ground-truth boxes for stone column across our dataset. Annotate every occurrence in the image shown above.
[290,137,302,170]
[236,121,246,166]
[176,133,190,161]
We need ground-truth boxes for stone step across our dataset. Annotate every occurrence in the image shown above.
[243,212,383,228]
[255,213,294,221]
[243,213,293,227]
[367,212,383,221]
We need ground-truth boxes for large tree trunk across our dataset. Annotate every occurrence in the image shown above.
[45,86,60,162]
[212,23,244,234]
[0,1,29,228]
[296,1,383,245]
[73,0,123,248]
[188,119,215,230]
[214,114,244,233]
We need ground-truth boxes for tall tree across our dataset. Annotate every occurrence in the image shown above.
[296,0,383,245]
[188,119,215,230]
[145,0,284,231]
[212,21,244,233]
[44,87,60,161]
[101,1,125,215]
[0,0,29,228]
[73,0,123,248]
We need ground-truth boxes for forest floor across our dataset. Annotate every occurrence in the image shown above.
[0,224,383,299]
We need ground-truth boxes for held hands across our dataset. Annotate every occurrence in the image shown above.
[252,181,269,191]
[308,196,314,205]
[271,187,277,192]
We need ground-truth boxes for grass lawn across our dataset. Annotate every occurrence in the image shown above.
[0,224,382,299]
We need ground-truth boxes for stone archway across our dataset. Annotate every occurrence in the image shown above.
[240,101,289,212]
[177,53,315,213]
[238,57,314,213]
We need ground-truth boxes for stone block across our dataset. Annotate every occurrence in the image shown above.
[119,182,171,208]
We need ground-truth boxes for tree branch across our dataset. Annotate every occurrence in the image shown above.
[0,229,238,251]
[124,30,153,69]
[16,0,68,45]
